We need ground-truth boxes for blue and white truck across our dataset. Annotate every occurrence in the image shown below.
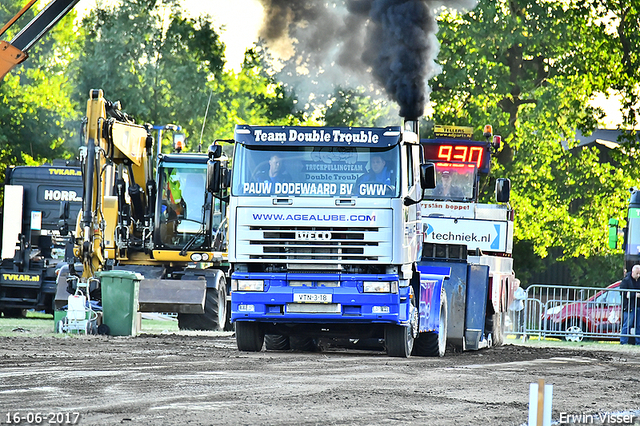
[419,125,517,353]
[228,122,516,357]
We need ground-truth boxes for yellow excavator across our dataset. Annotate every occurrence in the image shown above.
[61,89,231,331]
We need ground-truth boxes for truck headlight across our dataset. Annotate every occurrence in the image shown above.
[363,281,396,293]
[234,279,264,291]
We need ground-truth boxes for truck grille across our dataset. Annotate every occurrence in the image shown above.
[241,225,391,263]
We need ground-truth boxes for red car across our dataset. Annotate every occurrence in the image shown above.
[542,281,621,341]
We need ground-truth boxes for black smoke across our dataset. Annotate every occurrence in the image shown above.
[256,0,476,119]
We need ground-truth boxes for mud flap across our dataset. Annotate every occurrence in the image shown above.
[464,264,490,350]
[416,265,449,333]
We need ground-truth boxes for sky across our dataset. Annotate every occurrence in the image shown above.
[75,0,264,71]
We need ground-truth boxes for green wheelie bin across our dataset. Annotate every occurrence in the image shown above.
[97,270,142,336]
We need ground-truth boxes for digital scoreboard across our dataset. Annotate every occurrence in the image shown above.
[422,140,491,174]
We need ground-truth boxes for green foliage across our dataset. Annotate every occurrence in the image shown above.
[322,88,393,127]
[3,0,640,291]
[73,3,300,150]
[74,0,219,145]
[210,46,304,140]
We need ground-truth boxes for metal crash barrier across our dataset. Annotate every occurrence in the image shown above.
[507,284,640,343]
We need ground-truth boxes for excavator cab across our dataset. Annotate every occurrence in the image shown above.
[154,153,227,252]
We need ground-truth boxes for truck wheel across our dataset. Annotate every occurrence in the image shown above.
[178,283,227,331]
[265,334,291,351]
[2,308,25,318]
[45,296,55,315]
[289,336,318,352]
[385,296,418,357]
[235,321,264,352]
[414,288,448,357]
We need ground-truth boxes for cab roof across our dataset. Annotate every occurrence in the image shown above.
[234,125,404,148]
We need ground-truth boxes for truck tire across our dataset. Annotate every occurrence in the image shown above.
[45,295,55,315]
[235,321,264,352]
[413,288,447,357]
[289,336,318,352]
[265,334,291,351]
[385,295,418,357]
[178,280,227,331]
[2,308,26,318]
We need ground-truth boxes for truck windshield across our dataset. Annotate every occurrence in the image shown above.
[232,145,400,198]
[627,208,640,256]
[423,162,476,202]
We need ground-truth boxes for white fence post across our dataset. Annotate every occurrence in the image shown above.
[528,379,553,426]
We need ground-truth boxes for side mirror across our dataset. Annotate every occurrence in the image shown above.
[207,159,221,193]
[496,178,511,203]
[420,163,436,189]
[59,201,70,220]
[208,143,222,159]
[58,201,70,236]
[608,218,619,249]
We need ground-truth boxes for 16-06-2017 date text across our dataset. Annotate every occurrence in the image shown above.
[3,412,80,425]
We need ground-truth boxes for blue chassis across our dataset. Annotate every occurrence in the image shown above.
[231,268,452,336]
[232,260,490,348]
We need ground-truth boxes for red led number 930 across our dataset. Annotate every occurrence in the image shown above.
[435,145,484,168]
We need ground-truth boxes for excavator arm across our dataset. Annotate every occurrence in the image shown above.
[0,0,79,80]
[78,89,153,279]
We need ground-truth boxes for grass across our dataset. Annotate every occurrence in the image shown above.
[0,310,179,337]
[1,314,634,353]
[504,332,633,352]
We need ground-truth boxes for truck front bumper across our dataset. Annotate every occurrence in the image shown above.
[230,272,410,325]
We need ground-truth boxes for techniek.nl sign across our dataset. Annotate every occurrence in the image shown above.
[423,218,506,252]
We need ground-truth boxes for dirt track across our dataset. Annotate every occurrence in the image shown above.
[1,332,640,426]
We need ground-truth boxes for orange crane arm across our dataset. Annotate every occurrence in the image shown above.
[0,0,79,80]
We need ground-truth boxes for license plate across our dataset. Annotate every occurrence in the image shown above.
[293,293,332,303]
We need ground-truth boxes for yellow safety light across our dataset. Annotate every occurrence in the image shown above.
[483,125,493,138]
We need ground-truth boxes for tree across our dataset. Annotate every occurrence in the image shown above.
[73,2,301,150]
[208,45,304,141]
[431,0,640,285]
[322,88,393,127]
[73,0,222,150]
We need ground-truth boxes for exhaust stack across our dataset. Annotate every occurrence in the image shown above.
[404,119,419,136]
